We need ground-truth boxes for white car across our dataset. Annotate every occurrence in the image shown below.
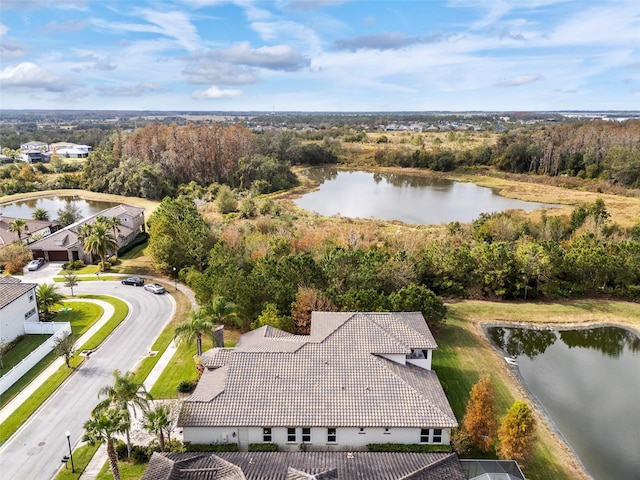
[27,258,45,271]
[143,283,166,294]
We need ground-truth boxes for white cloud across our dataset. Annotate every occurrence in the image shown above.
[95,83,163,96]
[0,62,72,92]
[192,85,243,98]
[494,74,544,87]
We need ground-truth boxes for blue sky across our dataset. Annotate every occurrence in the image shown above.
[1,0,639,111]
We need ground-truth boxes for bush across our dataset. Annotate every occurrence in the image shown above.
[366,443,452,453]
[114,439,128,460]
[185,443,239,452]
[62,260,84,271]
[248,443,278,452]
[117,232,149,256]
[177,379,198,393]
[131,445,151,464]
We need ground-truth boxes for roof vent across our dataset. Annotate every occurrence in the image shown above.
[347,452,354,459]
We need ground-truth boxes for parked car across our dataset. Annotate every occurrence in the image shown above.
[27,258,45,271]
[121,276,144,286]
[143,283,166,294]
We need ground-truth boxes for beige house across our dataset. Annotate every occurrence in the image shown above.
[178,312,458,451]
[28,204,145,263]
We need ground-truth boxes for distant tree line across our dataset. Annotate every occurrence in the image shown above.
[371,120,640,187]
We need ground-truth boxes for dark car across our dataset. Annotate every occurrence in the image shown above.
[27,258,45,271]
[121,276,144,286]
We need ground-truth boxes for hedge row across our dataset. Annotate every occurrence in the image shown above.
[117,232,149,256]
[185,443,239,452]
[366,443,452,453]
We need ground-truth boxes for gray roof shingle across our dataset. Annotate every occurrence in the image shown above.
[0,276,36,310]
[179,312,456,429]
[142,452,466,480]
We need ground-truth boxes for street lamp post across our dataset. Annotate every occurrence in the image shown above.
[173,267,177,291]
[65,431,75,473]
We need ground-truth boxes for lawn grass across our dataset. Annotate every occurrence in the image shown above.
[0,335,50,372]
[52,443,100,480]
[58,301,104,336]
[76,296,128,351]
[96,459,147,480]
[60,265,100,275]
[433,299,640,480]
[54,276,121,283]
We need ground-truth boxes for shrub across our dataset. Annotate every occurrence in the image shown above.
[117,232,149,256]
[248,443,278,452]
[114,439,128,460]
[366,443,452,453]
[131,445,151,464]
[62,260,84,271]
[185,443,239,452]
[177,379,198,393]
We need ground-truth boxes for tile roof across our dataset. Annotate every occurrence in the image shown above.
[179,312,456,429]
[0,276,37,310]
[142,452,466,480]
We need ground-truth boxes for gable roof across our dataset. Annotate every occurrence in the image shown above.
[0,216,59,246]
[0,276,36,310]
[179,312,456,429]
[142,452,466,480]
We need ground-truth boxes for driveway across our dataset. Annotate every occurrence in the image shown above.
[21,261,65,284]
[0,280,175,480]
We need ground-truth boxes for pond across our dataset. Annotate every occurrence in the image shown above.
[294,167,556,224]
[0,196,118,222]
[487,325,640,480]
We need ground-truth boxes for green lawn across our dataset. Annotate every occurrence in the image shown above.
[96,459,147,480]
[52,443,100,480]
[0,335,50,372]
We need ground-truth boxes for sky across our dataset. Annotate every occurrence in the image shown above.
[1,0,639,112]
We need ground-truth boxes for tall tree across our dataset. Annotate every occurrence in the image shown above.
[142,403,173,451]
[498,400,537,465]
[8,218,28,241]
[208,296,238,333]
[461,374,498,453]
[83,407,130,480]
[96,370,151,458]
[36,283,64,320]
[57,203,82,227]
[83,222,117,271]
[174,308,216,356]
[32,207,50,221]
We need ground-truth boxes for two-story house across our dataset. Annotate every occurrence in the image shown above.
[178,311,458,451]
[0,276,39,344]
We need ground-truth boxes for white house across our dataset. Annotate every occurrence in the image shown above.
[0,276,39,344]
[178,312,458,451]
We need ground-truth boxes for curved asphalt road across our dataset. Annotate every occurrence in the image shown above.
[0,280,175,480]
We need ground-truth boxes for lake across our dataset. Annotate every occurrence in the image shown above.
[0,196,118,221]
[487,326,640,480]
[294,167,555,224]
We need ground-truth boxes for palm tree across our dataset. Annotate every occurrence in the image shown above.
[96,370,151,458]
[76,223,93,244]
[32,207,50,221]
[105,216,122,257]
[83,407,130,480]
[174,308,216,356]
[36,283,64,320]
[208,296,238,345]
[53,335,75,368]
[8,218,28,241]
[142,403,172,451]
[83,222,117,271]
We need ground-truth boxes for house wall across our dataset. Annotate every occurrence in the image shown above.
[0,287,37,344]
[182,426,450,451]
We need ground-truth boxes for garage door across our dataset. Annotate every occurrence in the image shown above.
[47,250,70,261]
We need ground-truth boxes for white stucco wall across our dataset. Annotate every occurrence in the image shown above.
[1,286,37,344]
[182,426,451,451]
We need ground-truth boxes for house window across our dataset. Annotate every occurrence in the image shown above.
[420,429,430,443]
[28,292,34,302]
[24,307,36,320]
[327,428,336,443]
[287,428,296,442]
[433,429,442,443]
[263,428,272,442]
[302,428,311,443]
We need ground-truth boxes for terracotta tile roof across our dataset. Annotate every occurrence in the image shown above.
[178,312,456,429]
[142,452,466,480]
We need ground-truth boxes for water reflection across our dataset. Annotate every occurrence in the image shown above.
[0,196,118,221]
[490,326,640,359]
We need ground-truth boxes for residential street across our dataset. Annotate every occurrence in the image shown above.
[0,280,175,480]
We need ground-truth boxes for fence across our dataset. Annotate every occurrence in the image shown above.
[0,322,72,395]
